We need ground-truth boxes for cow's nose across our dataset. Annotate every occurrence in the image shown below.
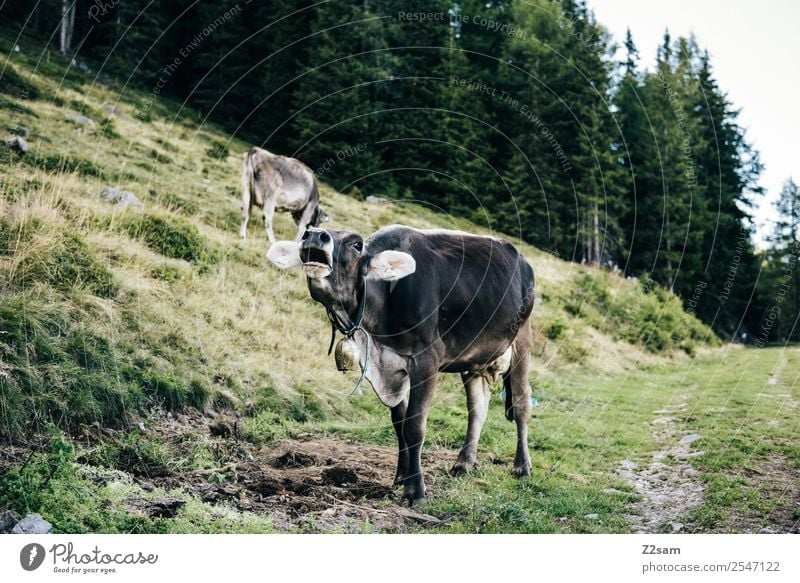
[320,231,331,243]
[301,230,310,241]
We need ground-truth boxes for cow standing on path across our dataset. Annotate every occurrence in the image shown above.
[240,147,327,243]
[268,225,535,505]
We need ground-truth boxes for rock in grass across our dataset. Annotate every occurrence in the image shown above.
[366,195,389,205]
[0,509,21,533]
[679,434,704,445]
[102,186,142,208]
[2,136,28,154]
[11,513,53,534]
[65,113,96,129]
[584,513,599,520]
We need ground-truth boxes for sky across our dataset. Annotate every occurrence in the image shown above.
[588,0,799,245]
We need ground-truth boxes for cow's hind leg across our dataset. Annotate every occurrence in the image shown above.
[451,373,490,476]
[503,318,533,477]
[391,398,409,485]
[240,203,250,240]
[262,201,277,245]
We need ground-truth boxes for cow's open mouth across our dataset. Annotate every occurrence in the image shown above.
[301,246,330,267]
[300,246,332,278]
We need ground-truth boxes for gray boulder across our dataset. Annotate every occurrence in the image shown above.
[0,509,21,533]
[102,187,142,208]
[65,113,96,129]
[11,513,53,534]
[365,195,389,205]
[2,136,28,154]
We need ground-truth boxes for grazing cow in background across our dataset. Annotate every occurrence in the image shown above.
[268,225,535,505]
[240,147,328,243]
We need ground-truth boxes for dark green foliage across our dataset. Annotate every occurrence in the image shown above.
[151,264,182,282]
[754,179,800,342]
[124,213,215,264]
[99,117,120,139]
[569,273,713,353]
[149,148,172,164]
[546,320,568,340]
[206,141,229,160]
[45,233,117,297]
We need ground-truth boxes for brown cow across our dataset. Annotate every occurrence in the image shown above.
[240,147,327,243]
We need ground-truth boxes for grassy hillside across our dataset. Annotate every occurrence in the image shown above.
[0,31,733,533]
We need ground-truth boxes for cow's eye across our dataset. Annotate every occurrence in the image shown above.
[351,241,363,252]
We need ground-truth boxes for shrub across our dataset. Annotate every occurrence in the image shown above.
[124,213,215,264]
[546,320,568,340]
[149,148,172,164]
[206,141,229,160]
[47,232,117,297]
[151,264,181,282]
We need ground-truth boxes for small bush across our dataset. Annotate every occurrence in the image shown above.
[99,117,120,139]
[206,141,229,160]
[546,320,568,340]
[149,149,172,164]
[151,264,182,282]
[47,232,117,297]
[124,213,215,264]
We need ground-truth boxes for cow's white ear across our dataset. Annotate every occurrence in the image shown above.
[267,241,302,269]
[367,250,416,281]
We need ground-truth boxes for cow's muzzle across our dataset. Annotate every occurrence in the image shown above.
[300,228,333,278]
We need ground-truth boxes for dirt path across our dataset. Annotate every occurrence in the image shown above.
[618,398,706,533]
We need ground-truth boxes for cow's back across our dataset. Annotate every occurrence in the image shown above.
[366,226,534,367]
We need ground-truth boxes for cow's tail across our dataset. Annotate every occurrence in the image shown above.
[504,254,535,422]
[241,148,262,209]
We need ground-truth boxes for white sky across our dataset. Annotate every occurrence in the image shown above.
[588,0,799,245]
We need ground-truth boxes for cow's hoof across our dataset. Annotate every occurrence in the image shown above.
[403,495,428,507]
[450,460,475,476]
[393,474,406,486]
[511,464,531,478]
[402,483,427,506]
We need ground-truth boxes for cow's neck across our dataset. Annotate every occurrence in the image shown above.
[327,282,366,335]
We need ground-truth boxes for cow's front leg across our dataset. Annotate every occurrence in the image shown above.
[451,373,490,476]
[402,365,436,505]
[292,203,318,241]
[391,398,409,485]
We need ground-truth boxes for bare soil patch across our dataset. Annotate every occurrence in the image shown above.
[726,456,800,533]
[135,413,456,532]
